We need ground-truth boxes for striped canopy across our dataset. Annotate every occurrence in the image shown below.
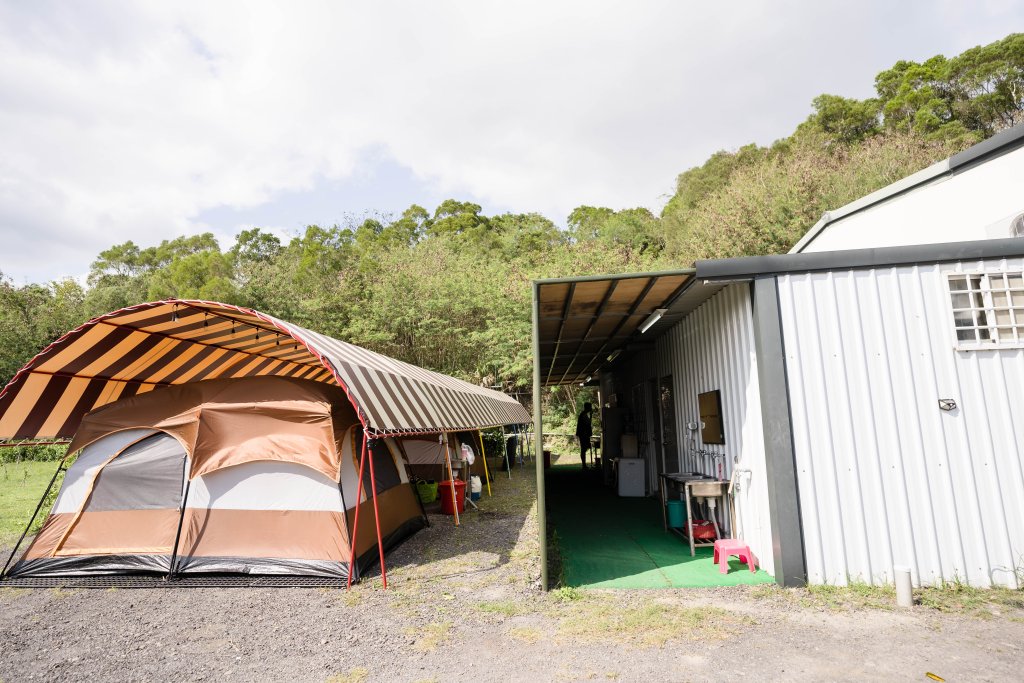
[0,300,529,441]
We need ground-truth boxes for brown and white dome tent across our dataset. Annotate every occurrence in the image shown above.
[0,300,529,584]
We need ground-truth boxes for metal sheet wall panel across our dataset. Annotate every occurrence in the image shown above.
[778,258,1024,588]
[654,284,775,576]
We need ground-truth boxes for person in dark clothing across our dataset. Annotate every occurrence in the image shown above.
[575,402,593,468]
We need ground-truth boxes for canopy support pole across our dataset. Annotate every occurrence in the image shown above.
[366,435,388,589]
[476,430,492,496]
[0,460,65,579]
[346,429,371,590]
[442,433,460,526]
[167,458,192,581]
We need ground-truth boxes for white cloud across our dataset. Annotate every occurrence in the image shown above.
[0,1,1020,282]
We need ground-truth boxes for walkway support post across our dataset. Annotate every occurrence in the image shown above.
[532,281,547,590]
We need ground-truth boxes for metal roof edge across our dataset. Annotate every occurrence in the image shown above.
[790,123,1024,253]
[699,237,1024,280]
[533,267,696,286]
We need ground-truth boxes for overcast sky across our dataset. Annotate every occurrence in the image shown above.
[1,1,1021,284]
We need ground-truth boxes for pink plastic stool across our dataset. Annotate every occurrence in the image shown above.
[713,539,758,574]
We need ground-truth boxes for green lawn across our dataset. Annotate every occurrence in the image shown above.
[0,460,61,546]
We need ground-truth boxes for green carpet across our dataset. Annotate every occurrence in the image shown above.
[546,464,774,589]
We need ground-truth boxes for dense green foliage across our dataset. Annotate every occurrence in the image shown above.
[1,34,1021,445]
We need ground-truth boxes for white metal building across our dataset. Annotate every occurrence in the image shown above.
[532,124,1024,590]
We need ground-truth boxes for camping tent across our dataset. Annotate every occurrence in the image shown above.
[0,299,530,582]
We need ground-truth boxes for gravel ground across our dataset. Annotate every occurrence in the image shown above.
[2,467,1022,683]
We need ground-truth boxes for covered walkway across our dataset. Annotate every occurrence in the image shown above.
[546,463,773,589]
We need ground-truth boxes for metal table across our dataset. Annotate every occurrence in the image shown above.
[659,473,732,556]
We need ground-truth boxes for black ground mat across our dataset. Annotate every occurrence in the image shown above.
[0,574,347,589]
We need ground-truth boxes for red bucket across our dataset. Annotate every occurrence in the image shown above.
[438,479,467,515]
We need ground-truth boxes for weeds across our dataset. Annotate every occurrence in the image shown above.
[508,626,542,643]
[326,668,369,683]
[556,600,744,646]
[551,586,584,603]
[475,600,525,617]
[917,582,1024,617]
[407,621,452,653]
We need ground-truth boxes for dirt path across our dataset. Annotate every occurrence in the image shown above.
[2,468,1022,682]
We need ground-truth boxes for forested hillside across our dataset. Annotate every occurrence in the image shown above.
[2,34,1022,402]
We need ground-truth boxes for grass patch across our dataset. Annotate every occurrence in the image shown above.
[0,461,64,546]
[326,668,369,683]
[917,583,1024,617]
[556,599,744,646]
[407,621,452,653]
[475,600,526,617]
[551,586,585,603]
[508,626,542,643]
[0,587,28,602]
[804,582,896,611]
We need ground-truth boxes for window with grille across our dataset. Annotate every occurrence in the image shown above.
[947,271,1024,348]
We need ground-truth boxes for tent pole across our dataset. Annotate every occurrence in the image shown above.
[442,433,460,526]
[346,428,370,590]
[0,460,65,579]
[166,453,192,580]
[476,430,492,496]
[365,435,388,590]
[336,470,356,583]
[167,480,191,580]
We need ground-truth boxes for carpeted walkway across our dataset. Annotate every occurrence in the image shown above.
[546,463,774,589]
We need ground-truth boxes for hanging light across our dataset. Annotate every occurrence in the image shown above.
[170,305,178,322]
[203,312,209,328]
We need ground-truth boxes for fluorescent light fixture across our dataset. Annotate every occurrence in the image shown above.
[607,349,621,362]
[639,308,667,334]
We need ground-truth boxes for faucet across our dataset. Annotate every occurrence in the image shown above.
[711,452,725,480]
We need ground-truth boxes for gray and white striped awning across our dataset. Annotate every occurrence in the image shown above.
[0,299,530,441]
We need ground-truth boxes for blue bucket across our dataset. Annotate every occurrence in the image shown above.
[667,499,686,528]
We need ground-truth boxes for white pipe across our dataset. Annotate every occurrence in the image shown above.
[894,566,913,608]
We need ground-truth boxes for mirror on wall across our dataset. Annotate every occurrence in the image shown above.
[698,389,725,445]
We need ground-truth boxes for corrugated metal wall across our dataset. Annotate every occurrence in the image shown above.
[654,284,775,576]
[778,257,1024,588]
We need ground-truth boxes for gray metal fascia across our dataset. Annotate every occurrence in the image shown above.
[699,237,1024,281]
[750,276,807,588]
[533,268,696,287]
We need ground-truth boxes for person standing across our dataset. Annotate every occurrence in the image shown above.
[575,402,593,469]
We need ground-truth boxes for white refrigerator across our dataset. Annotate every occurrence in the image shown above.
[617,458,645,497]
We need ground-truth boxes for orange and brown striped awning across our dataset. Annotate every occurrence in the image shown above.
[0,300,529,442]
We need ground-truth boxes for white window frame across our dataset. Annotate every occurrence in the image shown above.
[946,270,1024,350]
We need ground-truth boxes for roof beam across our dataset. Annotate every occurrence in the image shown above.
[545,283,575,386]
[556,278,628,385]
